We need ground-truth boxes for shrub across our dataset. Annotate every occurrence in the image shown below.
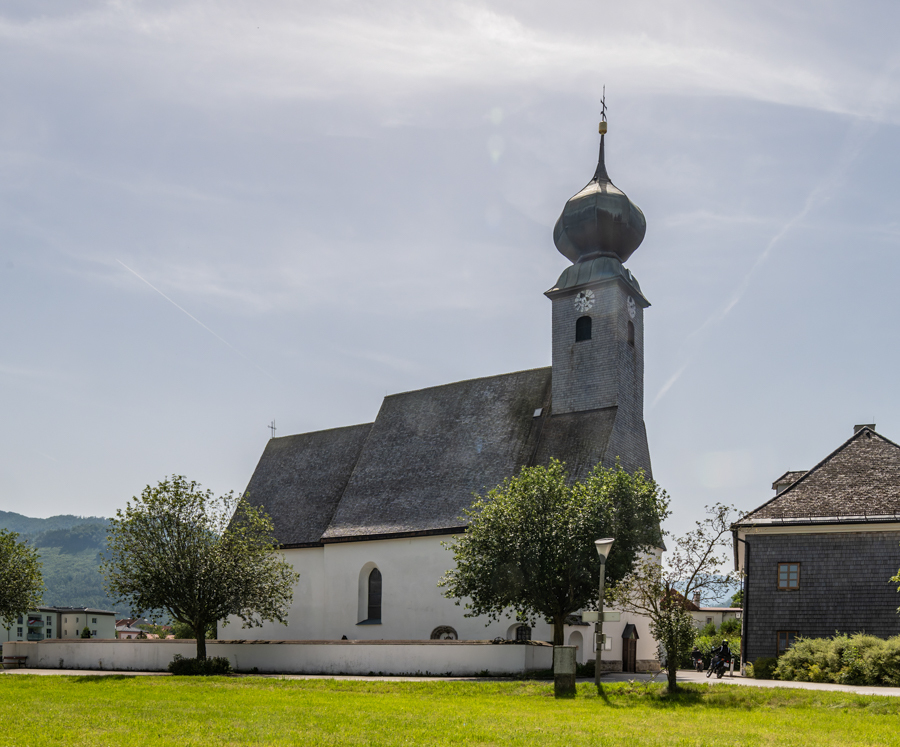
[751,657,777,679]
[719,618,742,636]
[167,654,232,676]
[863,636,900,686]
[773,633,900,686]
[80,627,91,639]
[698,622,717,638]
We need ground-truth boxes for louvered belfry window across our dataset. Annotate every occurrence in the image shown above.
[368,568,382,622]
[575,316,592,342]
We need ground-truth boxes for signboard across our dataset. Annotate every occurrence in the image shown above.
[581,611,620,623]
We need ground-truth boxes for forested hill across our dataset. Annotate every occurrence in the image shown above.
[0,511,127,615]
[0,510,106,535]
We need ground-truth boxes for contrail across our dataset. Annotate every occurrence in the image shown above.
[116,259,274,380]
[650,110,882,410]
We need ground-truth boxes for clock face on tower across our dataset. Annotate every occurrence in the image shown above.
[627,296,636,319]
[573,289,595,313]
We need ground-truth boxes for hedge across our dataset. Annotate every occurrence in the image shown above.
[754,633,900,686]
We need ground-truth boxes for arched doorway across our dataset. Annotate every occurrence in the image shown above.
[622,623,639,673]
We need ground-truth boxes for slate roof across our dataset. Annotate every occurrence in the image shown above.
[736,427,900,525]
[248,367,629,545]
[243,424,373,546]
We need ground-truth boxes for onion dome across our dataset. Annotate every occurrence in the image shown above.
[553,127,646,265]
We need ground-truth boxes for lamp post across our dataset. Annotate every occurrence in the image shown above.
[594,537,614,688]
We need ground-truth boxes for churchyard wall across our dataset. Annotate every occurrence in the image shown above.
[2,639,554,676]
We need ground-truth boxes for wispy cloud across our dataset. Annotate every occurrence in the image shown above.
[1,2,897,121]
[650,52,898,408]
[0,362,63,381]
[116,259,274,379]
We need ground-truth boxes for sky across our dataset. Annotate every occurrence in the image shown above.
[2,0,900,537]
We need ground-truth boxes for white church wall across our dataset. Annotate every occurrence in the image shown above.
[225,546,328,640]
[227,535,661,672]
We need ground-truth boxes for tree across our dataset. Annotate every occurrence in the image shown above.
[0,529,44,630]
[101,476,299,659]
[80,626,92,638]
[610,503,737,691]
[170,620,215,639]
[439,460,669,645]
[730,589,743,608]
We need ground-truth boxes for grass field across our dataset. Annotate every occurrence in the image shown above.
[2,676,899,746]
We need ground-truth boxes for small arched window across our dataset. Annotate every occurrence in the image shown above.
[575,316,592,342]
[515,625,532,642]
[367,568,382,622]
[627,320,635,347]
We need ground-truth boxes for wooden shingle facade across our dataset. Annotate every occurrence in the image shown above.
[733,426,900,664]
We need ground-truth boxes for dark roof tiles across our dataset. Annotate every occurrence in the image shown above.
[243,423,372,546]
[248,367,633,544]
[739,428,900,523]
[322,368,554,539]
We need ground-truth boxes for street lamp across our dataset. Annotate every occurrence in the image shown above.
[594,538,614,688]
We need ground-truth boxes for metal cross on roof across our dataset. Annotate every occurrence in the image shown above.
[268,420,276,439]
[600,85,607,122]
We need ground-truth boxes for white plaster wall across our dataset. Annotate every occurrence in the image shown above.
[2,640,553,676]
[224,535,660,670]
[231,536,550,642]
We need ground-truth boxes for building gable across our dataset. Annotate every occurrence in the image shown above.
[737,427,900,524]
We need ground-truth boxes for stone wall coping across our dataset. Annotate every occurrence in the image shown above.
[18,639,553,647]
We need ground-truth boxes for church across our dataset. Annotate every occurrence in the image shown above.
[238,120,662,672]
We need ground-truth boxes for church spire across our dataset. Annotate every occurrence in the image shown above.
[593,91,610,182]
[552,102,646,266]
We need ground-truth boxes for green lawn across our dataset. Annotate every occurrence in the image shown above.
[2,676,899,746]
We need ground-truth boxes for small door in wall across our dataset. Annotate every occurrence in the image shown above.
[622,623,639,673]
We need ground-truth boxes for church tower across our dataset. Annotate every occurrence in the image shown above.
[545,117,652,475]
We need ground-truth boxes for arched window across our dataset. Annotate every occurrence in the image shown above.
[367,568,382,622]
[575,316,592,342]
[430,626,458,640]
[515,625,531,642]
[627,320,635,347]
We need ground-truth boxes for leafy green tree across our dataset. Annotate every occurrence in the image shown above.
[170,620,215,639]
[0,529,44,630]
[730,589,743,608]
[719,617,742,636]
[80,626,92,638]
[439,460,668,646]
[101,476,299,659]
[611,503,737,691]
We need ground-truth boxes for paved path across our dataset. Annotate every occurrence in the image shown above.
[600,669,900,697]
[4,667,900,696]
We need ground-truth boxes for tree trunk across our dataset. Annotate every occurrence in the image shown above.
[195,626,207,660]
[553,616,566,646]
[667,661,678,692]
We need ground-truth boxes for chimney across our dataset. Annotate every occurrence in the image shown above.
[692,591,701,606]
[854,424,875,434]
